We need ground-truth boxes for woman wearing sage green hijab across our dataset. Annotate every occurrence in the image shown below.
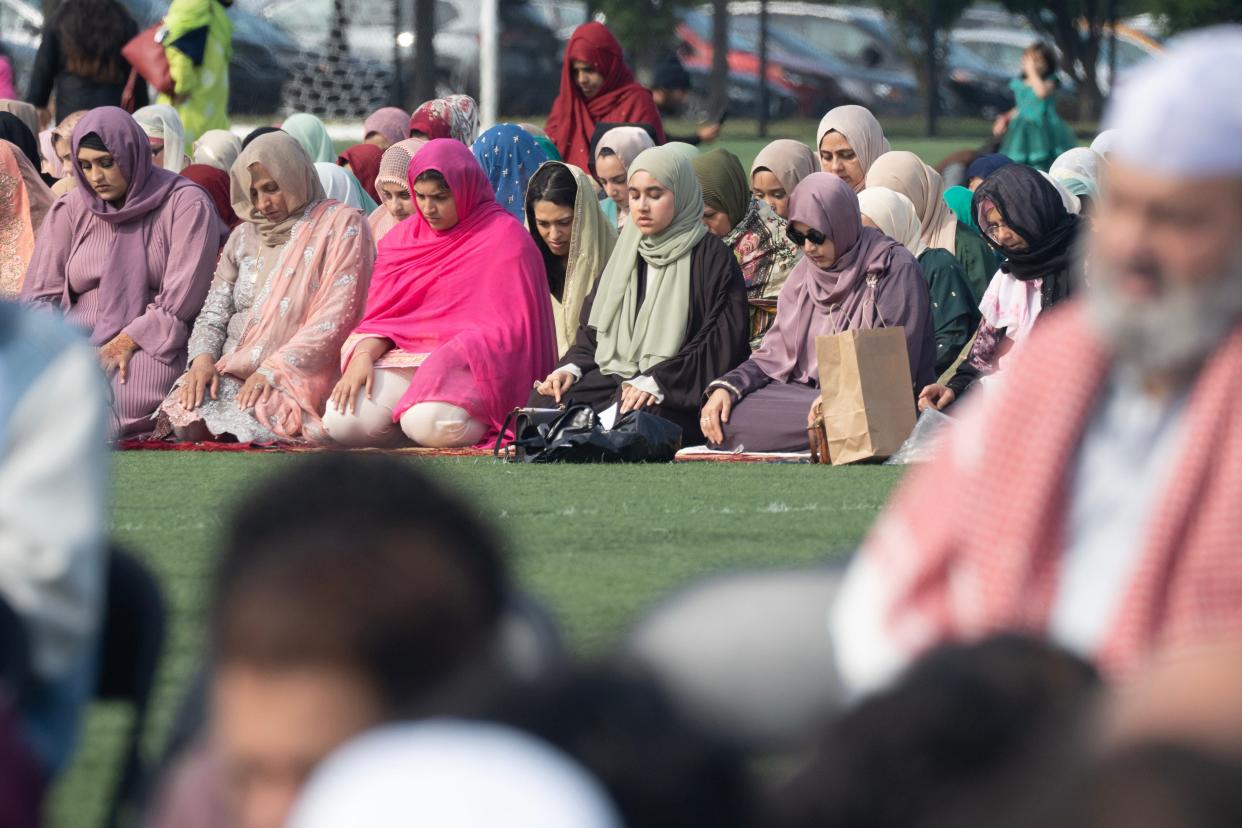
[692,148,801,348]
[531,144,750,444]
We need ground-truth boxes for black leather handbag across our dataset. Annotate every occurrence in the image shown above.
[494,404,683,464]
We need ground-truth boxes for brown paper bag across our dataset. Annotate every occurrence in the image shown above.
[816,328,917,465]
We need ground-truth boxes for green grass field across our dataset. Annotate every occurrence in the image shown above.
[51,453,905,827]
[53,125,950,826]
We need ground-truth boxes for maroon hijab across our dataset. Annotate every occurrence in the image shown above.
[181,163,239,230]
[337,143,383,203]
[750,172,933,386]
[545,22,666,170]
[68,107,225,345]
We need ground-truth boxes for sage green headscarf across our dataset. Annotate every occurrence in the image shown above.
[282,113,337,163]
[589,145,708,377]
[692,148,750,229]
[663,141,701,161]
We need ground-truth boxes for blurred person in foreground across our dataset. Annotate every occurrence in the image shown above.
[830,27,1242,696]
[0,302,109,799]
[145,455,513,828]
[770,635,1099,828]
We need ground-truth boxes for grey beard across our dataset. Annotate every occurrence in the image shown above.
[1084,244,1242,382]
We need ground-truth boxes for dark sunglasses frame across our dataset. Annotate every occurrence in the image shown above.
[786,225,827,247]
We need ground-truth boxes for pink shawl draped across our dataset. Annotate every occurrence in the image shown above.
[348,139,556,441]
[215,201,375,442]
[750,172,933,387]
[0,139,54,298]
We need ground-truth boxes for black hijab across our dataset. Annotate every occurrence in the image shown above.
[242,126,283,149]
[0,113,55,186]
[973,164,1080,307]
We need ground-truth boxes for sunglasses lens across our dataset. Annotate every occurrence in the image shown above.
[786,226,804,246]
[808,229,826,246]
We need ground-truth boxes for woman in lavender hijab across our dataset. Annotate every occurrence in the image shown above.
[699,172,935,453]
[21,106,227,439]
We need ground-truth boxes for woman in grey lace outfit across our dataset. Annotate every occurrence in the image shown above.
[157,132,375,443]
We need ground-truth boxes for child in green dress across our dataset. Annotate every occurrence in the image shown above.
[993,42,1077,171]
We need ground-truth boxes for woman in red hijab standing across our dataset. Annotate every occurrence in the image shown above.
[546,22,666,170]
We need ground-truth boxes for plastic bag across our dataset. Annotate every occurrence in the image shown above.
[884,408,954,466]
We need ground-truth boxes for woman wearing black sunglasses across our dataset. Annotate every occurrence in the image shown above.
[700,172,936,452]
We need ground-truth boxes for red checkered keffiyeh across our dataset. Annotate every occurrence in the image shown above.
[861,301,1242,681]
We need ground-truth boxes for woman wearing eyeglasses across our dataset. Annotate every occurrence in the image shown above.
[700,172,935,453]
[919,164,1080,413]
[530,144,750,445]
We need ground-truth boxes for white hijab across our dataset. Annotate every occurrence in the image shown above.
[132,104,187,173]
[858,187,927,257]
[288,721,622,828]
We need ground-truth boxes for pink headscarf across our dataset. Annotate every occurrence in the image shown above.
[65,107,227,347]
[750,172,935,387]
[0,140,53,298]
[367,136,428,244]
[363,107,410,146]
[348,139,556,441]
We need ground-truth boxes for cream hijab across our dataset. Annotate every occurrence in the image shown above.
[526,161,618,355]
[588,145,707,377]
[229,131,325,249]
[816,104,890,188]
[858,187,927,257]
[133,104,188,172]
[193,129,243,172]
[865,151,958,254]
[750,139,819,197]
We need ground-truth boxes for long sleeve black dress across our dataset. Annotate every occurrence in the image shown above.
[529,233,750,444]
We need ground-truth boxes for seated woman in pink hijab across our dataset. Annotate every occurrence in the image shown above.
[323,139,557,448]
[699,173,936,453]
[21,106,226,439]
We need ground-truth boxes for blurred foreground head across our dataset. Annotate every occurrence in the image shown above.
[1086,26,1242,383]
[769,635,1099,828]
[492,666,756,828]
[1101,637,1242,757]
[289,720,621,828]
[209,455,507,828]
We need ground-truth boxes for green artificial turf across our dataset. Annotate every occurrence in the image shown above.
[52,453,904,827]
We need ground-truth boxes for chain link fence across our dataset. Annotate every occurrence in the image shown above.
[230,0,563,120]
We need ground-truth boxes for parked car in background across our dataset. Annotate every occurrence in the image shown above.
[683,63,799,121]
[244,0,560,114]
[729,2,1012,119]
[952,20,1162,101]
[0,0,391,117]
[122,0,301,115]
[679,8,919,118]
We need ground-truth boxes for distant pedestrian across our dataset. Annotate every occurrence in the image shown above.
[158,0,234,141]
[26,0,147,119]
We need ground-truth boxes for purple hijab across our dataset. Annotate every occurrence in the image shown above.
[750,172,935,387]
[69,107,218,346]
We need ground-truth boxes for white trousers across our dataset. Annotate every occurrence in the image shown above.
[322,367,488,448]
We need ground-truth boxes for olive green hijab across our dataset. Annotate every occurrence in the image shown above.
[589,145,707,377]
[692,148,750,229]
